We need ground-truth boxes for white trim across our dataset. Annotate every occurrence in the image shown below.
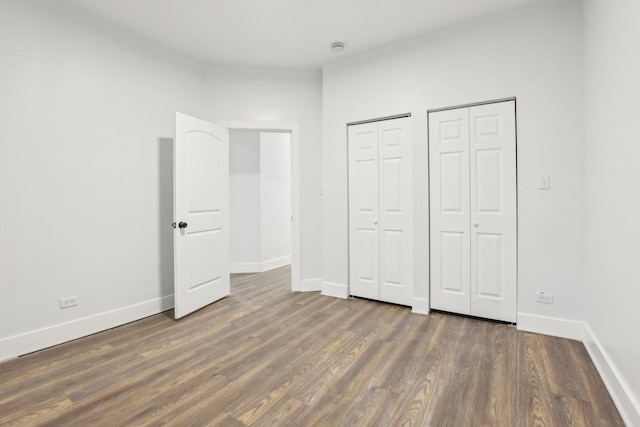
[262,255,291,272]
[321,281,348,299]
[0,295,173,362]
[516,312,585,340]
[583,325,640,427]
[300,278,322,292]
[230,262,262,274]
[411,297,430,315]
[220,120,301,292]
[231,256,292,274]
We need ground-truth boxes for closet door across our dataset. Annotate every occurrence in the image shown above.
[379,118,412,306]
[348,122,380,301]
[429,108,471,315]
[348,117,413,306]
[429,100,517,322]
[469,101,517,322]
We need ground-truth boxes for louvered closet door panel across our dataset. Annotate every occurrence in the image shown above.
[348,122,380,301]
[429,108,471,315]
[469,101,517,322]
[378,118,412,306]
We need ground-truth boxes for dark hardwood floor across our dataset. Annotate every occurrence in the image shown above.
[0,266,624,426]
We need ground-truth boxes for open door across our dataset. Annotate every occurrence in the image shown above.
[174,112,230,319]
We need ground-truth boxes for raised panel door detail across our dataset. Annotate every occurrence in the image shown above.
[381,230,402,287]
[381,128,401,147]
[440,232,465,293]
[440,119,464,142]
[474,114,501,139]
[440,152,464,213]
[356,159,376,213]
[357,229,377,282]
[475,148,502,213]
[475,233,502,298]
[188,229,222,291]
[382,157,402,213]
[356,131,376,150]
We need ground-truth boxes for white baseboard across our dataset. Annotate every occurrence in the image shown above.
[0,295,174,362]
[300,277,322,292]
[411,297,430,315]
[321,281,348,299]
[262,255,291,272]
[230,262,262,273]
[231,255,291,274]
[583,325,640,427]
[516,312,585,340]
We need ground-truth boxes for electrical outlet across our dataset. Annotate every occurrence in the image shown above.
[536,292,553,304]
[538,175,551,190]
[60,296,78,309]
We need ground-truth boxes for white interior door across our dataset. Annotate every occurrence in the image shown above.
[429,108,471,315]
[348,117,412,306]
[429,101,517,322]
[469,101,517,322]
[348,122,380,301]
[378,118,412,306]
[174,112,230,319]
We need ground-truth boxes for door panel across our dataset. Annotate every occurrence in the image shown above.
[349,123,380,301]
[429,108,471,315]
[430,101,516,322]
[348,118,412,306]
[469,101,517,322]
[475,149,502,213]
[174,113,230,319]
[378,118,412,306]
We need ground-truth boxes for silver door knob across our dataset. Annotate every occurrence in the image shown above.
[374,220,378,225]
[473,222,479,228]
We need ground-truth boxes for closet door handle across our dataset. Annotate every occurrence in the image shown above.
[178,222,188,229]
[473,222,479,228]
[373,220,379,225]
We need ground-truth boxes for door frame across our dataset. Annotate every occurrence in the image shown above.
[220,121,301,292]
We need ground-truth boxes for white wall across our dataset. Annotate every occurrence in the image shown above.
[0,0,205,358]
[203,65,323,285]
[584,0,640,423]
[260,132,292,268]
[229,131,261,268]
[322,0,586,327]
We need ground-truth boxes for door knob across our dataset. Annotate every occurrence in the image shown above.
[178,222,188,229]
[374,220,379,225]
[473,222,479,228]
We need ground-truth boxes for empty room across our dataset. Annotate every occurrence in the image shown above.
[0,0,638,425]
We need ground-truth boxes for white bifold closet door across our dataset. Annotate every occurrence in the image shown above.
[348,117,412,306]
[429,101,516,322]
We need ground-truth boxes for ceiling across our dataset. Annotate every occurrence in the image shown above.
[61,0,541,69]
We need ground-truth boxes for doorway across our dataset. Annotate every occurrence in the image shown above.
[221,121,301,292]
[229,130,291,274]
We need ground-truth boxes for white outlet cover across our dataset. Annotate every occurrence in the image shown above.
[538,175,551,190]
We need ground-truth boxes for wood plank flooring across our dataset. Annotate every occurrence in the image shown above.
[0,266,625,426]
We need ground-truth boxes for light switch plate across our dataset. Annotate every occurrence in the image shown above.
[538,175,550,190]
